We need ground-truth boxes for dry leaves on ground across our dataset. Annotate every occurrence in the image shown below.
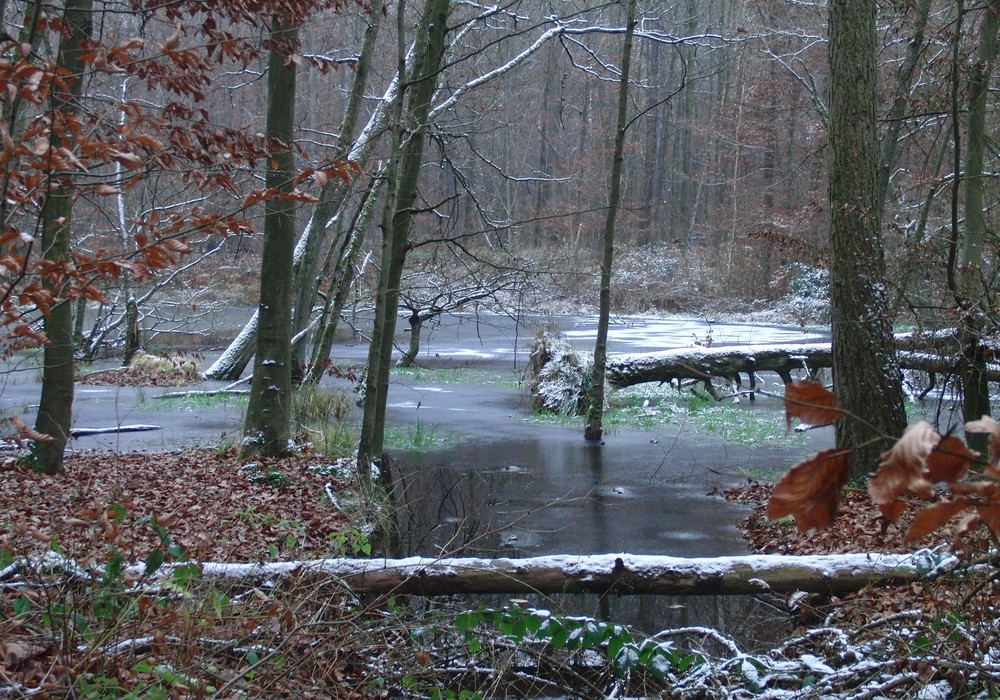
[725,479,999,628]
[0,448,353,565]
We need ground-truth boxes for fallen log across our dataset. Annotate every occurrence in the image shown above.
[139,552,942,596]
[605,343,1000,390]
[70,424,161,437]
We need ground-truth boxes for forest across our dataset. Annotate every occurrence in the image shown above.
[0,0,999,696]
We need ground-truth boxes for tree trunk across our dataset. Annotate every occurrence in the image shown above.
[828,0,907,479]
[398,312,424,368]
[211,23,405,383]
[357,0,451,479]
[142,552,927,597]
[204,310,258,380]
[957,3,998,451]
[241,16,298,458]
[32,0,93,475]
[585,0,636,442]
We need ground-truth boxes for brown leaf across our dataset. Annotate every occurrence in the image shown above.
[905,500,968,543]
[976,502,1000,540]
[11,413,53,442]
[926,435,977,484]
[964,415,1000,477]
[877,500,908,521]
[868,421,938,515]
[784,380,844,430]
[767,449,851,532]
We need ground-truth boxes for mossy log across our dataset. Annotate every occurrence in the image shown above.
[142,552,931,596]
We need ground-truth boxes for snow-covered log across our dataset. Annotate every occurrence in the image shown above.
[607,342,832,389]
[70,424,161,437]
[139,552,936,596]
[605,342,1000,390]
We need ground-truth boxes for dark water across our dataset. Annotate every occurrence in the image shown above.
[390,424,805,645]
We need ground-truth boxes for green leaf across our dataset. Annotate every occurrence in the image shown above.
[144,548,165,575]
[648,652,672,680]
[614,645,640,673]
[13,597,30,618]
[455,612,479,631]
[108,503,129,524]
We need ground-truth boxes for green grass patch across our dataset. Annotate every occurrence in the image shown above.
[391,365,521,389]
[527,383,806,447]
[384,420,457,450]
[151,392,249,410]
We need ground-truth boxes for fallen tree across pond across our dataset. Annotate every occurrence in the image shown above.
[134,552,941,596]
[605,341,1000,391]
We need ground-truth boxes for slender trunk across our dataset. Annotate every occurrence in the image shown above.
[241,16,298,458]
[358,0,451,479]
[303,167,383,386]
[32,0,93,474]
[584,0,636,442]
[290,0,384,379]
[876,0,933,211]
[957,2,998,450]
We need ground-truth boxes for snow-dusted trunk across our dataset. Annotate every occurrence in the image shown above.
[204,311,258,380]
[828,0,907,478]
[358,0,451,477]
[290,0,385,379]
[210,43,408,383]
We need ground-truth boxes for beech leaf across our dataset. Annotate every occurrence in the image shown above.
[904,500,968,543]
[926,436,977,484]
[767,449,851,532]
[868,421,938,517]
[784,380,844,430]
[976,501,1000,540]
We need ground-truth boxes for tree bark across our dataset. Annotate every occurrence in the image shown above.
[142,552,928,596]
[585,0,636,442]
[241,16,298,458]
[828,0,907,479]
[33,0,93,474]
